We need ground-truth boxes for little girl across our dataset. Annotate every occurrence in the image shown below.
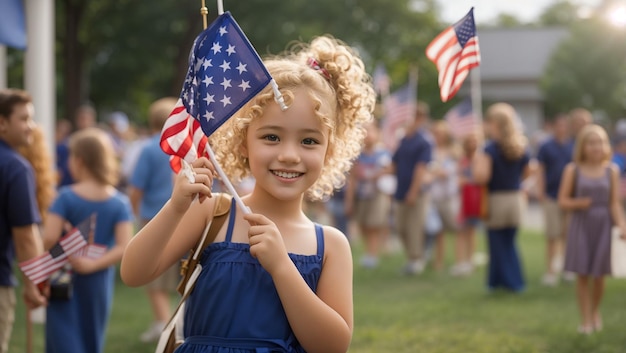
[558,124,626,334]
[427,120,459,272]
[451,132,482,276]
[345,121,391,268]
[121,36,375,353]
[42,128,133,353]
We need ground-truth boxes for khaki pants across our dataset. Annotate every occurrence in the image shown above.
[0,287,16,353]
[486,191,526,230]
[395,195,428,260]
[542,198,567,239]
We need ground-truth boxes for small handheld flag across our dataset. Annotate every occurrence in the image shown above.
[160,11,273,173]
[426,8,481,102]
[444,97,479,138]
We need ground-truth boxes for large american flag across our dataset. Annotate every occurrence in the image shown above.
[19,227,87,285]
[381,81,416,151]
[426,7,480,102]
[160,12,273,172]
[444,97,478,138]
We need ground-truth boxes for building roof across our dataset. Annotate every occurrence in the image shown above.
[477,27,569,81]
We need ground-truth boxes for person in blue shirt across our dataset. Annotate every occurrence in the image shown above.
[0,89,47,353]
[390,102,433,275]
[473,103,531,293]
[128,97,181,342]
[536,113,573,286]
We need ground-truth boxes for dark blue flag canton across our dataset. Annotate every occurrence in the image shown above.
[182,12,272,137]
[453,8,476,48]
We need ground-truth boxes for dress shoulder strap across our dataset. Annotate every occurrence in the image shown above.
[314,224,325,258]
[224,198,237,243]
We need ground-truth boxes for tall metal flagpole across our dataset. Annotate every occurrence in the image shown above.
[190,0,252,213]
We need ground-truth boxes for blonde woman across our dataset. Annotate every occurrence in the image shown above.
[558,124,626,334]
[473,103,531,292]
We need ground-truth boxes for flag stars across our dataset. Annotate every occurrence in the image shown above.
[203,93,215,105]
[221,96,232,107]
[202,58,213,69]
[238,80,250,92]
[226,44,236,56]
[211,42,222,54]
[204,111,214,121]
[219,60,231,72]
[220,78,232,90]
[202,76,214,87]
[219,26,228,36]
[236,62,247,74]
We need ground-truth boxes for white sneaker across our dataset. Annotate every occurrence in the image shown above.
[140,321,166,343]
[403,260,425,275]
[541,273,559,287]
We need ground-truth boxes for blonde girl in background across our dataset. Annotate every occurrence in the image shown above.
[121,36,375,353]
[427,120,459,272]
[473,103,531,292]
[451,131,482,276]
[558,124,626,334]
[345,121,392,268]
[42,128,133,353]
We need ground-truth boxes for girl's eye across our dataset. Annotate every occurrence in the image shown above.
[302,138,318,145]
[263,134,279,142]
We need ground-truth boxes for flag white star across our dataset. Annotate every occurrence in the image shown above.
[226,44,236,56]
[202,59,213,69]
[203,93,215,105]
[219,26,228,36]
[219,60,231,72]
[204,111,214,121]
[238,80,250,92]
[211,42,222,54]
[221,96,232,107]
[220,78,232,90]
[183,91,189,101]
[236,62,247,74]
[194,59,203,73]
[202,76,214,87]
[198,37,207,48]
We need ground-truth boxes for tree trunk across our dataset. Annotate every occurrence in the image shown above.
[61,0,85,126]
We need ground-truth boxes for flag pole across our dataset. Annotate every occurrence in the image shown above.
[470,66,483,124]
[194,0,251,214]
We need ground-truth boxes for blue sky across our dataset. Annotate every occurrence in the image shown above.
[438,0,603,24]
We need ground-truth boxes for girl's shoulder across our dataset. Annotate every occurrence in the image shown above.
[319,224,351,257]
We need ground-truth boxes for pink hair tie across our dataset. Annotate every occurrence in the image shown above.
[307,57,332,82]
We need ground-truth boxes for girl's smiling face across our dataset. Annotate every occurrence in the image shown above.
[242,88,330,201]
[583,131,609,163]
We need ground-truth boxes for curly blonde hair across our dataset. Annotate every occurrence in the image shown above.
[17,126,56,222]
[485,102,527,161]
[211,36,376,201]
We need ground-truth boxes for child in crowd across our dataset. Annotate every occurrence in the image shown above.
[558,124,626,334]
[452,132,482,276]
[428,120,459,272]
[121,36,375,352]
[42,128,133,353]
[345,121,392,268]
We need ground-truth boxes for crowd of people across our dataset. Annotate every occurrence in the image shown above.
[1,56,624,353]
[323,100,626,335]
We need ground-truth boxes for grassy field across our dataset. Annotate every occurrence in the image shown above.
[9,229,626,353]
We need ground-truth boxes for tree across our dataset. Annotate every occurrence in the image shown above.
[538,1,582,26]
[541,17,626,120]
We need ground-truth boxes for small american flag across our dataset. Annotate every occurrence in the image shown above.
[426,7,480,102]
[74,244,107,259]
[160,12,272,173]
[381,81,416,150]
[19,228,87,285]
[444,97,478,138]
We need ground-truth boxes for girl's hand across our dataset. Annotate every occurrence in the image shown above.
[170,157,216,213]
[577,197,592,210]
[68,256,97,274]
[243,213,291,276]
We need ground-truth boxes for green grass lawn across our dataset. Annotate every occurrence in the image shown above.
[9,229,626,353]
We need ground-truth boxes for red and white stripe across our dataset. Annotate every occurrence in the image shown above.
[159,99,209,173]
[19,228,87,284]
[74,244,107,259]
[426,30,480,102]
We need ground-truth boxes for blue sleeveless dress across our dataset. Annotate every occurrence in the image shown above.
[176,200,324,353]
